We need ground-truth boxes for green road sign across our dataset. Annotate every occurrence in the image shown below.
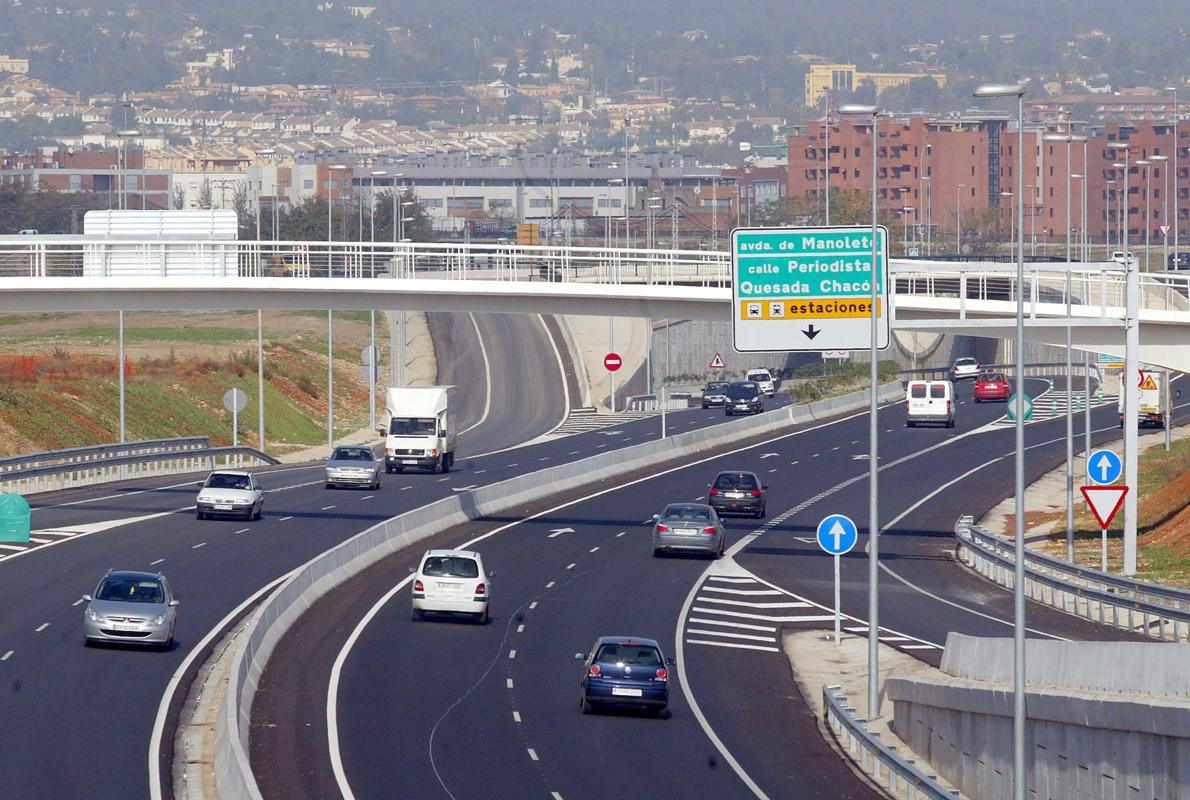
[0,493,31,543]
[1006,393,1034,421]
[731,225,889,353]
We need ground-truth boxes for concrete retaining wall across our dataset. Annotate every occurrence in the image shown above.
[886,634,1190,800]
[214,381,905,800]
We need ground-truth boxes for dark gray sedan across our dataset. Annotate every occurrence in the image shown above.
[651,503,725,558]
[325,445,382,489]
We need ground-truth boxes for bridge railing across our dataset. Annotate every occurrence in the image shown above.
[0,436,279,495]
[954,515,1190,642]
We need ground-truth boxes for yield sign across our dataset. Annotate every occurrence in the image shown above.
[1080,485,1129,529]
[709,352,726,369]
[1160,225,1170,239]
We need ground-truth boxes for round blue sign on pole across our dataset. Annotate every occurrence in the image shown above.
[817,514,858,556]
[1087,449,1123,485]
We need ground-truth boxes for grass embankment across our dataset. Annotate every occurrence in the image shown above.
[0,312,376,456]
[1040,436,1190,587]
[784,360,900,404]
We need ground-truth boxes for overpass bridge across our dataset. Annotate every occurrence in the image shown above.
[0,236,1186,371]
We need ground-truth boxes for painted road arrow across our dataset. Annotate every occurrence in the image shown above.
[547,527,576,538]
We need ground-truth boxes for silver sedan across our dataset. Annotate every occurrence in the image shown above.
[651,503,725,559]
[82,570,178,649]
[325,445,382,489]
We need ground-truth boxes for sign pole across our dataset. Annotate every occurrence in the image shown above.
[834,553,841,645]
[660,386,667,439]
[232,403,238,449]
[1102,527,1108,571]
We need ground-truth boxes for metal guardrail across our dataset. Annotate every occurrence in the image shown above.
[822,685,958,799]
[897,361,1103,380]
[955,516,1190,641]
[0,438,279,495]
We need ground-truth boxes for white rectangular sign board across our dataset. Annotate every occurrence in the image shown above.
[731,225,890,353]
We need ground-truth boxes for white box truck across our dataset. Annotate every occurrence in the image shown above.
[380,386,459,473]
[1117,369,1167,428]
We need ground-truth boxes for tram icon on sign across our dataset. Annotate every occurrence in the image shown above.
[768,302,785,318]
[746,302,762,318]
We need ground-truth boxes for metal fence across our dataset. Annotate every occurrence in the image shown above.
[955,516,1190,642]
[822,685,958,799]
[0,436,279,495]
[0,237,1188,317]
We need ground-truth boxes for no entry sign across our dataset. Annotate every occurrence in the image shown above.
[604,352,623,372]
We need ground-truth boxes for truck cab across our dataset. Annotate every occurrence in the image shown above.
[381,386,459,474]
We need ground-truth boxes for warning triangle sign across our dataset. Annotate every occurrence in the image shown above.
[709,353,726,369]
[1140,373,1158,391]
[1080,485,1129,529]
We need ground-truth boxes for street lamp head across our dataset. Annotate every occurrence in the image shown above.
[1167,86,1179,92]
[1001,191,1014,196]
[328,164,347,171]
[370,169,387,176]
[256,148,276,156]
[1149,155,1168,162]
[973,83,1026,98]
[1111,162,1127,169]
[1108,142,1130,151]
[838,103,878,116]
[1071,174,1084,179]
[117,129,141,137]
[1135,159,1150,166]
[1042,133,1071,142]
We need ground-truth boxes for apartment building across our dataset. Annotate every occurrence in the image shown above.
[803,63,945,109]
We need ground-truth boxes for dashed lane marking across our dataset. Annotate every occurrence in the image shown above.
[192,542,207,549]
[565,563,576,570]
[509,649,517,660]
[528,601,538,610]
[506,678,514,689]
[513,711,522,723]
[279,516,293,521]
[545,581,555,588]
[400,486,412,491]
[35,623,48,633]
[361,495,374,500]
[616,531,627,537]
[321,505,336,510]
[517,624,525,633]
[235,528,250,534]
[527,748,539,762]
[589,547,599,553]
[150,558,164,566]
[0,650,11,661]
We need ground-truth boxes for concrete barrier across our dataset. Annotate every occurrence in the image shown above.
[886,633,1190,800]
[213,380,905,800]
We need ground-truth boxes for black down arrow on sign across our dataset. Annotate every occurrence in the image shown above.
[802,324,821,340]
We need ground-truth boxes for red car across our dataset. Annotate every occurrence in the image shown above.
[973,372,1011,402]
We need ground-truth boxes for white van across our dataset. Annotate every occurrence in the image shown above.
[745,368,776,396]
[906,380,955,428]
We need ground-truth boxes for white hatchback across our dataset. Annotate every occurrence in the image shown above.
[745,368,776,396]
[411,549,491,624]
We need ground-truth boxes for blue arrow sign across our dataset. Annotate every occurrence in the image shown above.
[816,513,858,556]
[1087,449,1122,485]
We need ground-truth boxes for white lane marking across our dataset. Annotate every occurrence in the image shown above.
[506,678,514,689]
[28,537,50,544]
[589,547,599,553]
[30,530,77,537]
[509,649,517,660]
[361,495,374,500]
[459,311,494,436]
[150,558,164,566]
[451,485,480,492]
[687,628,775,643]
[513,711,522,723]
[789,461,798,466]
[527,748,539,762]
[879,636,911,643]
[279,516,293,521]
[517,624,525,633]
[72,597,85,606]
[475,469,487,475]
[700,586,782,596]
[688,617,776,633]
[400,486,412,491]
[507,463,519,468]
[691,607,835,623]
[547,528,575,538]
[831,446,840,451]
[0,544,26,552]
[437,477,449,483]
[616,531,626,538]
[528,601,537,610]
[35,623,48,632]
[192,542,207,549]
[565,563,576,570]
[767,468,777,473]
[812,452,820,458]
[149,571,297,800]
[329,401,901,800]
[569,450,580,455]
[235,528,250,534]
[686,638,780,653]
[539,457,550,462]
[706,576,757,584]
[551,793,564,800]
[845,626,869,633]
[694,597,811,609]
[901,644,942,650]
[850,440,859,445]
[545,581,555,588]
[0,650,11,661]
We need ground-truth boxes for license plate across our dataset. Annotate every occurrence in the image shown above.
[679,529,700,536]
[403,459,418,465]
[611,687,643,697]
[112,623,140,631]
[436,582,462,591]
[214,504,232,511]
[726,492,744,498]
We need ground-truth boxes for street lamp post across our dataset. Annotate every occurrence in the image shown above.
[955,183,966,255]
[1168,86,1179,253]
[1108,140,1140,577]
[326,164,347,454]
[1001,191,1014,250]
[1151,155,1169,269]
[839,103,882,724]
[919,175,932,255]
[1137,160,1152,272]
[901,206,913,253]
[974,82,1027,800]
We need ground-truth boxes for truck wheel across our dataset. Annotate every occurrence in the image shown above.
[443,453,453,473]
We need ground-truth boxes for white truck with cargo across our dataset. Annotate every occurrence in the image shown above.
[380,386,459,473]
[1117,369,1168,428]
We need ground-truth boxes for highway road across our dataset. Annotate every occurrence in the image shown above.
[0,311,793,799]
[252,376,1188,800]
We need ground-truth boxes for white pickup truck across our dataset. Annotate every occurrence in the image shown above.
[380,386,459,473]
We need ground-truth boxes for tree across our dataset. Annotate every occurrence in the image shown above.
[371,189,433,242]
[197,180,213,211]
[172,185,187,211]
[232,184,256,238]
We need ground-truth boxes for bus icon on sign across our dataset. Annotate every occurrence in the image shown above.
[769,302,785,317]
[746,303,762,318]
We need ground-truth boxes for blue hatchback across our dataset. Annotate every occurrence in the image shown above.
[576,636,674,716]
